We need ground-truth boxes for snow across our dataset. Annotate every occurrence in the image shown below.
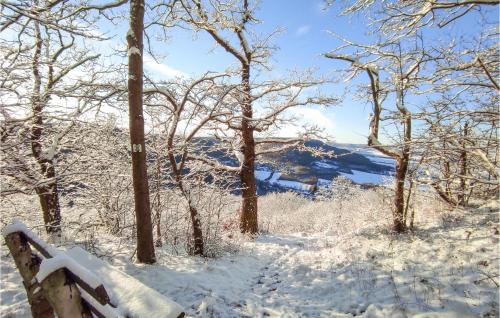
[275,180,315,192]
[259,170,315,192]
[255,170,272,181]
[367,156,395,167]
[0,255,30,317]
[127,47,141,56]
[313,161,338,169]
[65,246,184,318]
[160,203,496,317]
[1,199,498,318]
[36,253,102,290]
[317,178,331,185]
[268,171,281,183]
[80,289,124,318]
[1,221,183,318]
[126,28,135,39]
[2,220,61,257]
[340,169,391,185]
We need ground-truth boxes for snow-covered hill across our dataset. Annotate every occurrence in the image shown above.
[254,142,395,194]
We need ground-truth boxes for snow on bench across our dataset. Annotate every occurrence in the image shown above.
[2,220,184,318]
[66,246,184,318]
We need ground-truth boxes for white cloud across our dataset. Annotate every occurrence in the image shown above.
[143,55,187,79]
[295,25,311,36]
[273,107,335,138]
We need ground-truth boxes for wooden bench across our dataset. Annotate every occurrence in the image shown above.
[2,221,185,318]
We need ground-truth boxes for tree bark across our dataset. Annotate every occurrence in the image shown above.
[239,64,258,234]
[458,122,468,206]
[166,145,204,255]
[154,153,162,247]
[391,84,411,234]
[393,157,408,233]
[30,16,62,237]
[188,205,204,255]
[127,0,156,264]
[35,182,62,237]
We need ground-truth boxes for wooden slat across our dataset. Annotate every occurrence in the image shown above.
[81,298,107,318]
[20,232,52,258]
[66,270,110,305]
[16,231,111,306]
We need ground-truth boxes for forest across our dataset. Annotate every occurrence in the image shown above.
[0,0,498,317]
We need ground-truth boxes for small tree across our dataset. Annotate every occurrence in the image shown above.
[144,73,237,255]
[0,0,124,238]
[334,0,499,206]
[326,38,429,232]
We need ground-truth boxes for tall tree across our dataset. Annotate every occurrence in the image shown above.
[329,0,498,210]
[127,0,156,263]
[159,0,335,234]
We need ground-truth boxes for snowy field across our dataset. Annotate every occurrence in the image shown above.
[1,194,499,317]
[338,169,391,185]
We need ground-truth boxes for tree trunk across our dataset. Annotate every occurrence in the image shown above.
[188,205,204,256]
[35,181,62,237]
[393,157,408,233]
[166,134,204,255]
[127,0,156,264]
[458,122,468,206]
[155,153,162,247]
[30,16,62,237]
[392,112,411,234]
[239,64,258,234]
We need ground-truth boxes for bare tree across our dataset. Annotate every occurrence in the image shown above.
[155,0,335,234]
[330,0,498,209]
[127,0,156,263]
[143,73,237,255]
[326,38,429,232]
[0,0,124,239]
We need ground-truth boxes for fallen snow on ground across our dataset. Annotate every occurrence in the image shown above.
[274,180,316,193]
[313,161,339,169]
[340,169,392,185]
[66,246,184,318]
[1,203,498,317]
[255,170,272,181]
[366,155,395,167]
[268,171,281,183]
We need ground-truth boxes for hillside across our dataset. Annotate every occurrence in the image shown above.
[187,138,395,194]
[255,141,394,194]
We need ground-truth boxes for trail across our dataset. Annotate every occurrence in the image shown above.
[1,207,498,318]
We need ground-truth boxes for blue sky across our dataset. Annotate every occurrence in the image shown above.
[103,0,496,144]
[139,0,376,143]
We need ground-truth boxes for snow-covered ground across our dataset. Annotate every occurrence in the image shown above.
[253,147,395,194]
[256,167,391,194]
[255,170,273,181]
[1,198,498,317]
[273,179,316,193]
[339,169,392,185]
[313,161,339,169]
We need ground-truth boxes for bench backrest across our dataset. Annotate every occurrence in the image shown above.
[2,221,184,318]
